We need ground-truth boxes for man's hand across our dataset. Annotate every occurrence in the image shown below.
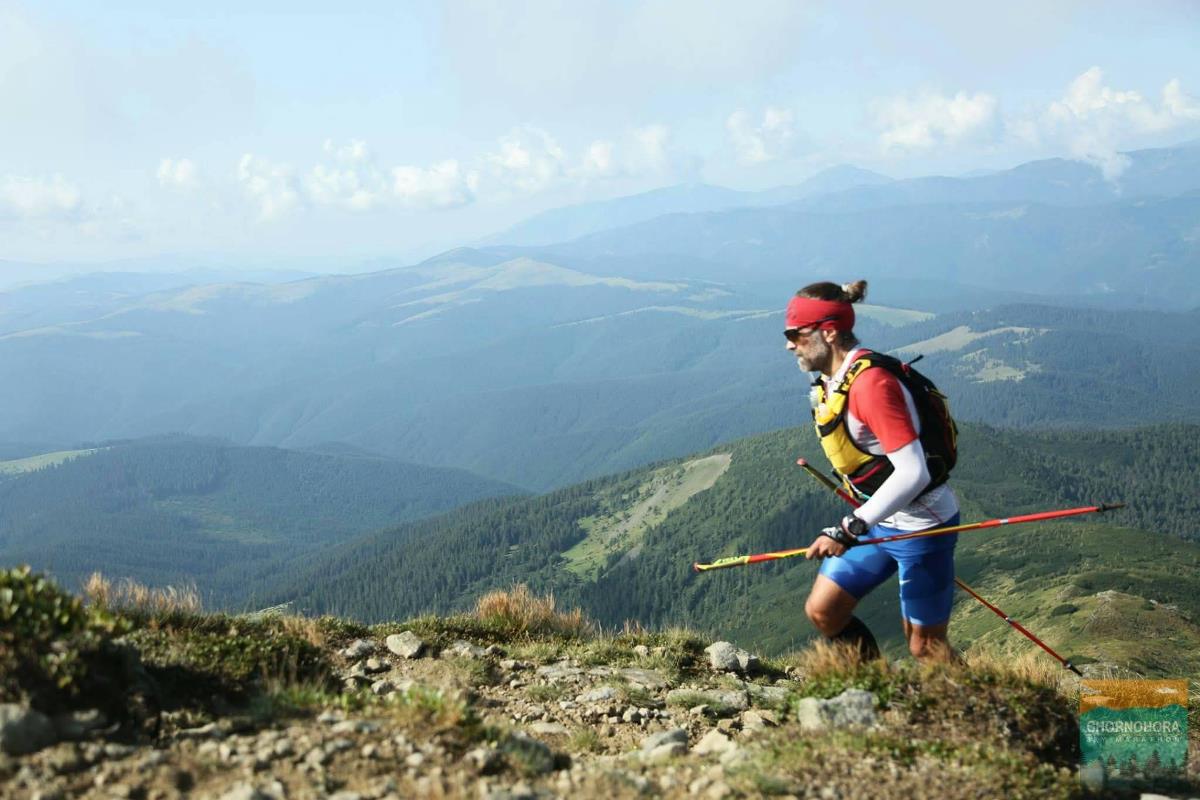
[804,515,867,560]
[805,530,849,560]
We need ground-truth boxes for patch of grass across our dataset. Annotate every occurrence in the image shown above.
[474,584,595,640]
[526,683,566,703]
[789,641,904,707]
[447,656,495,688]
[568,727,602,753]
[506,640,561,664]
[84,571,203,616]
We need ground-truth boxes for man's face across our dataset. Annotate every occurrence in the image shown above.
[786,327,833,373]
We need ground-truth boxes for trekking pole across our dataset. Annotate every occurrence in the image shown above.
[794,458,1085,676]
[693,502,1124,571]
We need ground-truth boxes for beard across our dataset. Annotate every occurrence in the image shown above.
[797,336,833,374]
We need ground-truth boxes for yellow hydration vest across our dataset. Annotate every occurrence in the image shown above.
[812,351,957,500]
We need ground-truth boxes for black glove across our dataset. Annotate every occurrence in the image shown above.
[820,514,868,548]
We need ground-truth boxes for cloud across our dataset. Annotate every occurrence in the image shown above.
[0,174,83,220]
[391,160,478,209]
[157,158,198,190]
[237,154,301,221]
[306,140,389,211]
[1027,68,1200,179]
[726,107,796,165]
[874,90,999,151]
[485,127,568,193]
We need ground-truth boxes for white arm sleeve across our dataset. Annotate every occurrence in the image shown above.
[852,439,930,528]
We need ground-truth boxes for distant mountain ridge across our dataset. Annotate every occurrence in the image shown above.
[480,165,892,246]
[0,435,521,604]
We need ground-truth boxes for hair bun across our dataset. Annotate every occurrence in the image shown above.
[841,280,868,303]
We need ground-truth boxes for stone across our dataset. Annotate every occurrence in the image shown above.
[371,679,396,696]
[528,721,569,736]
[633,644,650,657]
[666,688,748,715]
[577,686,617,703]
[536,663,583,682]
[331,720,378,735]
[444,639,487,658]
[704,642,742,672]
[747,684,790,708]
[643,741,687,763]
[385,631,425,659]
[793,689,877,731]
[0,704,56,755]
[742,709,778,732]
[641,727,688,752]
[704,641,759,674]
[500,733,557,775]
[341,639,375,659]
[363,657,389,673]
[618,667,670,689]
[693,730,735,756]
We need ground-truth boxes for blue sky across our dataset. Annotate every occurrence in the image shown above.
[2,0,1199,268]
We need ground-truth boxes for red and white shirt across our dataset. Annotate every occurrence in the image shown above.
[824,348,959,531]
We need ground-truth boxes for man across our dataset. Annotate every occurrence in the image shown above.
[785,280,959,661]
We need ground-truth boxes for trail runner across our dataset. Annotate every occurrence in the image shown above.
[785,280,959,662]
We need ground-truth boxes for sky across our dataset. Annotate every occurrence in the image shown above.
[2,0,1199,271]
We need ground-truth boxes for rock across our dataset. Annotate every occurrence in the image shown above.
[704,641,759,674]
[633,644,650,657]
[528,721,569,736]
[371,679,396,696]
[578,686,619,705]
[694,730,736,756]
[793,689,877,731]
[643,741,687,763]
[331,719,378,735]
[340,639,375,659]
[385,631,425,659]
[618,667,670,689]
[363,657,389,673]
[742,709,778,732]
[0,704,56,755]
[444,639,487,658]
[666,688,748,715]
[317,710,345,724]
[536,663,583,682]
[50,709,107,741]
[747,684,790,708]
[500,733,557,775]
[641,727,688,752]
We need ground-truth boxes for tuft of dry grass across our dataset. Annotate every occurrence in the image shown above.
[788,638,887,679]
[473,584,595,639]
[961,645,1075,692]
[83,571,202,616]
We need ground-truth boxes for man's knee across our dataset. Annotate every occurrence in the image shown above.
[805,596,842,635]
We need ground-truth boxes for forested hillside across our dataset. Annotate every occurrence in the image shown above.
[272,422,1200,673]
[0,436,520,604]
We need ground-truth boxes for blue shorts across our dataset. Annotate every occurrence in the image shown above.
[818,514,960,626]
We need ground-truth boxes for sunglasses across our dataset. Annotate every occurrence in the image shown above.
[783,317,834,342]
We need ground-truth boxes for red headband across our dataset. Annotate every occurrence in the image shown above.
[785,296,855,332]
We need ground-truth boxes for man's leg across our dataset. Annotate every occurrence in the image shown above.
[809,547,894,661]
[895,544,957,662]
[901,618,953,661]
